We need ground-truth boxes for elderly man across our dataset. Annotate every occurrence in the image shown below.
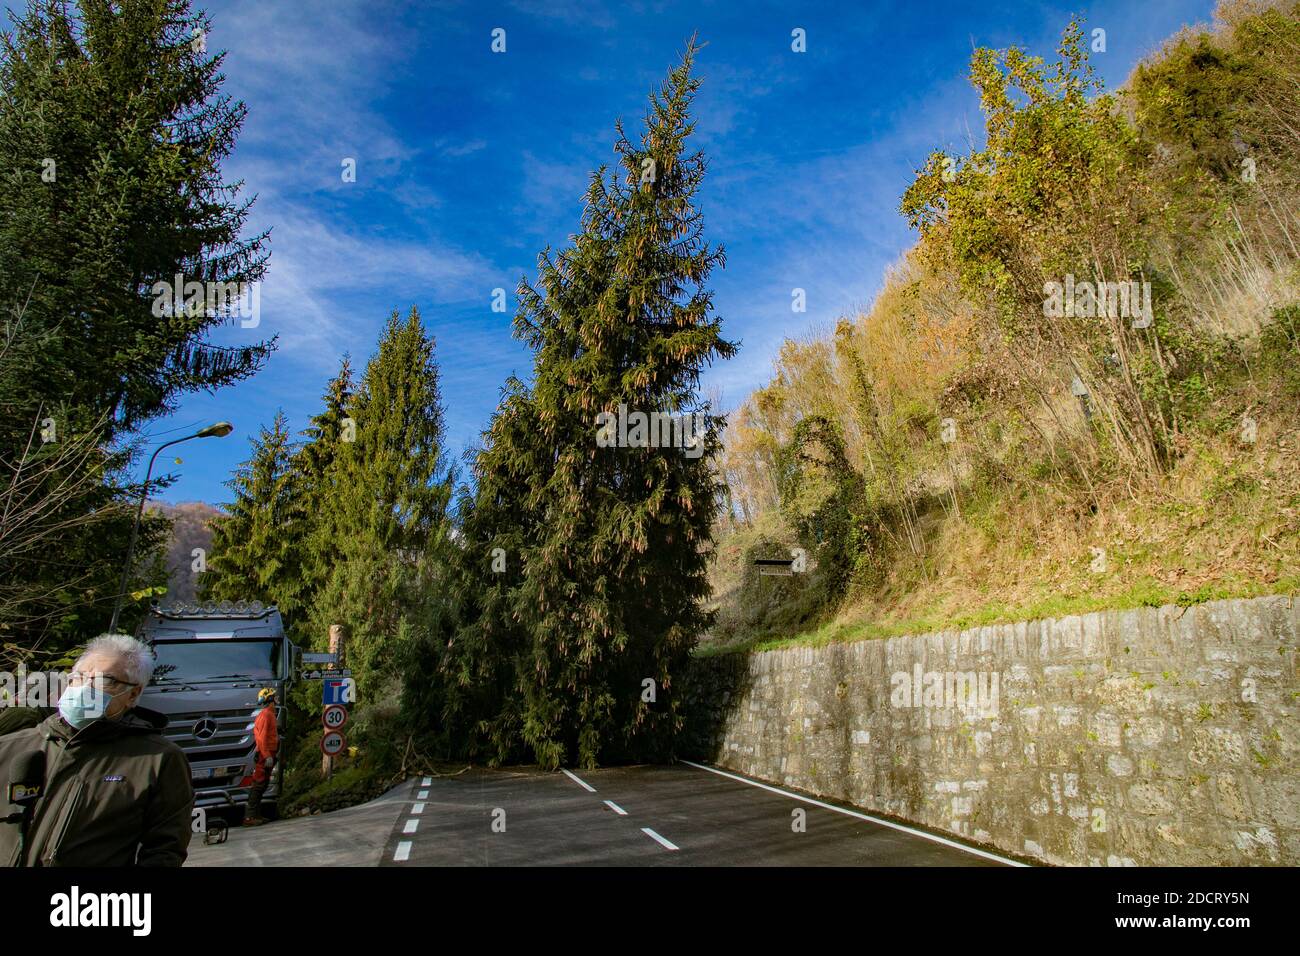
[0,634,193,867]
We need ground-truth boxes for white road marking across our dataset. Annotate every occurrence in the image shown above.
[418,789,429,799]
[680,760,1026,867]
[394,841,412,862]
[403,818,420,834]
[561,768,596,793]
[641,827,679,851]
[603,800,628,816]
[412,802,425,814]
[421,776,432,786]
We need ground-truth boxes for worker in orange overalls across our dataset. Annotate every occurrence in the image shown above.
[242,686,279,827]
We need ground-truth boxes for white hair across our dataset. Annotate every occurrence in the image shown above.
[80,634,155,687]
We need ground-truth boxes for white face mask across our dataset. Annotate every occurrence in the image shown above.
[58,674,133,729]
[57,682,113,728]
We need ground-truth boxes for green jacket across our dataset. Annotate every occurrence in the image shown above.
[0,706,193,867]
[0,707,53,738]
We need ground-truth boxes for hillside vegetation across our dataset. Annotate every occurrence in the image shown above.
[147,501,219,603]
[707,2,1300,655]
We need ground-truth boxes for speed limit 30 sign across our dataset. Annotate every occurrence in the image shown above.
[322,704,349,731]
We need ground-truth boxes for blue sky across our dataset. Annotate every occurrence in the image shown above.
[131,0,1217,506]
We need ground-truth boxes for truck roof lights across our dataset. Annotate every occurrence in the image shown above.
[153,601,274,619]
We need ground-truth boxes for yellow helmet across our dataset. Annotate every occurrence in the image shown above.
[258,687,276,703]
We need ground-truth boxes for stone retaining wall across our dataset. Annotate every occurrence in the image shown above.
[684,596,1299,866]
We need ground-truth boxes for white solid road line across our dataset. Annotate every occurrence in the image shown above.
[641,827,679,851]
[394,841,412,862]
[680,760,1026,867]
[561,768,596,793]
[403,818,420,834]
[412,802,425,814]
[603,800,628,816]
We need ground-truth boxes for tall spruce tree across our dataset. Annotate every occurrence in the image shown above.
[0,0,272,645]
[202,412,307,619]
[435,378,548,763]
[448,40,734,768]
[293,356,356,643]
[0,0,272,436]
[314,309,453,701]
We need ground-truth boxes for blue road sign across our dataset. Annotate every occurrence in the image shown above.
[323,677,354,706]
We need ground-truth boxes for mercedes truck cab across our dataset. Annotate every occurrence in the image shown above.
[137,602,299,816]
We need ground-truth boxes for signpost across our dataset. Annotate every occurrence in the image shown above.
[320,730,346,758]
[322,677,354,705]
[314,625,349,778]
[321,697,349,778]
[323,703,349,731]
[299,663,355,791]
[300,668,352,682]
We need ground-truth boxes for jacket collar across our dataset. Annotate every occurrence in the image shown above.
[41,705,168,745]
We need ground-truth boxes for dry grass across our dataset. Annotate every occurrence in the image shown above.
[705,0,1300,656]
[726,397,1299,654]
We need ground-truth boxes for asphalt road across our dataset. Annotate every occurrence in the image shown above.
[380,762,1020,867]
[187,778,413,866]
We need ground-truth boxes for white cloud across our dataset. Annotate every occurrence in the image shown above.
[201,0,508,371]
[436,138,488,158]
[247,199,502,366]
[506,0,619,31]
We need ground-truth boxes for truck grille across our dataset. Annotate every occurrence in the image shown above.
[159,706,279,804]
[162,708,256,761]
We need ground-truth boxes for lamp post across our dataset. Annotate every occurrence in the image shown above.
[108,421,233,633]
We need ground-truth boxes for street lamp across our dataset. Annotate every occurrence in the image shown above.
[108,422,233,632]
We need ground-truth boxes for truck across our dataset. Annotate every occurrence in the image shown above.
[137,602,300,818]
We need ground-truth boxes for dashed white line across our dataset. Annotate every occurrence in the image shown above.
[403,818,420,834]
[603,800,628,816]
[421,776,432,786]
[641,827,679,851]
[680,760,1026,867]
[393,841,412,862]
[411,802,425,814]
[417,789,429,799]
[561,768,596,793]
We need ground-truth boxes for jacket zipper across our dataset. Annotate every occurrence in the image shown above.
[42,778,85,867]
[11,737,65,867]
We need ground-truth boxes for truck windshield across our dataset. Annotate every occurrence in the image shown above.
[150,640,281,684]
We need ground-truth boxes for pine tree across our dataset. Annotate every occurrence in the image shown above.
[436,378,548,763]
[314,309,454,701]
[293,356,356,642]
[0,0,272,441]
[0,0,272,645]
[202,412,307,618]
[451,40,734,768]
